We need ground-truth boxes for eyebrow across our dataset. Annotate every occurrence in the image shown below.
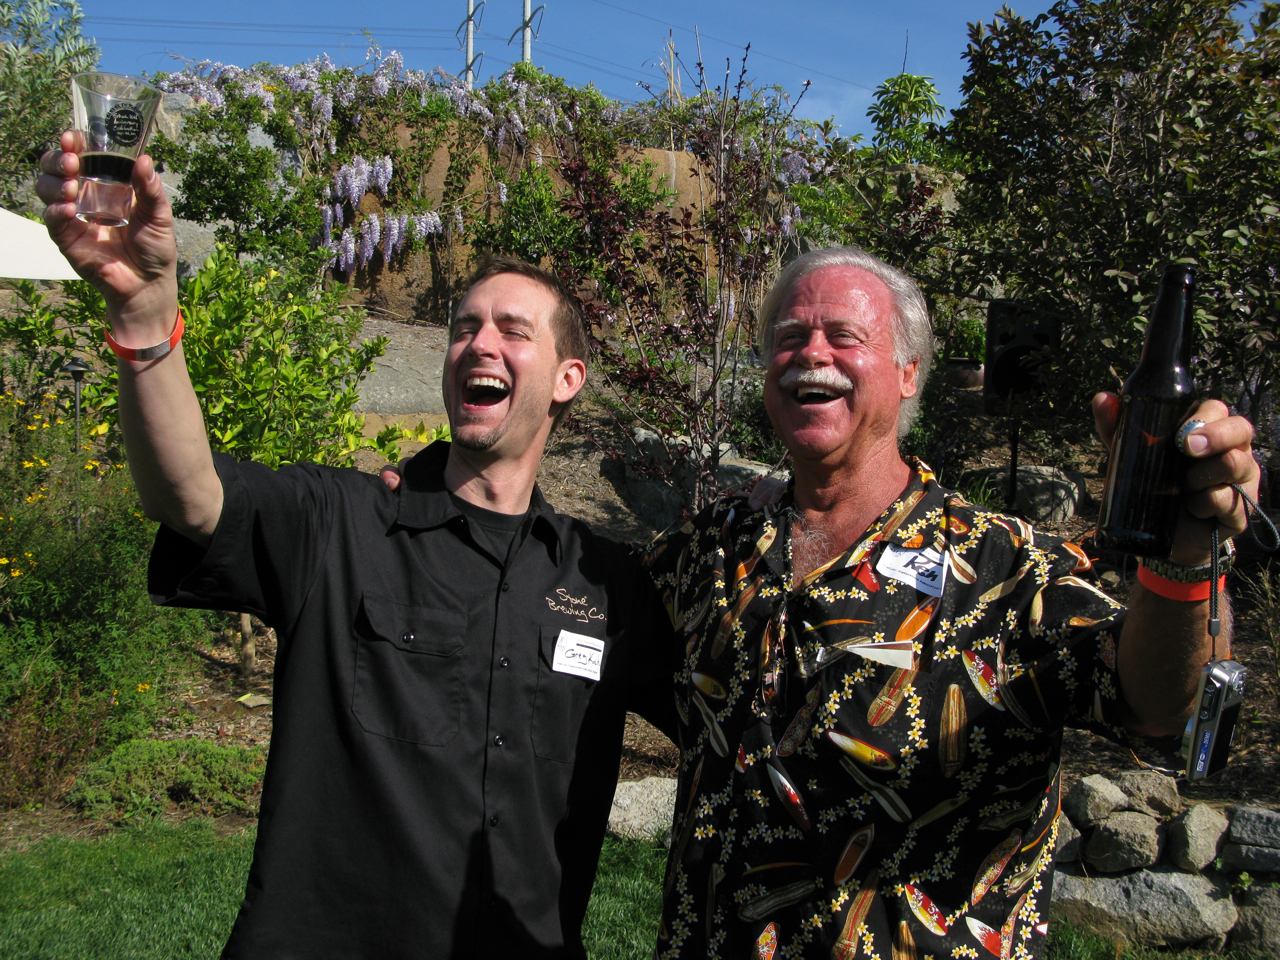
[451,310,539,332]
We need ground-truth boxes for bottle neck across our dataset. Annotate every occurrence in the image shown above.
[1126,280,1195,397]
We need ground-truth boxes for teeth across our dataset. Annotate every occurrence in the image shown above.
[467,376,509,392]
[798,387,838,400]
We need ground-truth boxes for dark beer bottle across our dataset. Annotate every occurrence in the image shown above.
[1095,264,1199,557]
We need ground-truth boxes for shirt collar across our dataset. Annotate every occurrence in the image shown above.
[395,440,563,562]
[756,458,947,586]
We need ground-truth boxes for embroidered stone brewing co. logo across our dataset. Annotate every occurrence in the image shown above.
[105,102,146,148]
[544,587,605,625]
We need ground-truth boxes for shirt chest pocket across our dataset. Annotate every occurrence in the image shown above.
[531,625,602,763]
[352,592,466,746]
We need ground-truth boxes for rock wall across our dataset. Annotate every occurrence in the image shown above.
[1052,771,1280,952]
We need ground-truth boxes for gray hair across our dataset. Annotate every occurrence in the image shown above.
[757,246,934,438]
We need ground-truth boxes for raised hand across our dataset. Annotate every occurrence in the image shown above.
[37,130,178,336]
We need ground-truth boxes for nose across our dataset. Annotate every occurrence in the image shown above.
[795,329,833,367]
[466,320,501,359]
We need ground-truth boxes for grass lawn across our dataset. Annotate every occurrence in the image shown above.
[0,819,1257,958]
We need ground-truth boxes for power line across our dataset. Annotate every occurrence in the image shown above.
[476,30,653,84]
[586,0,877,92]
[92,36,457,53]
[85,16,455,36]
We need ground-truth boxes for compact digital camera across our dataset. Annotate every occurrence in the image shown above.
[1182,659,1247,781]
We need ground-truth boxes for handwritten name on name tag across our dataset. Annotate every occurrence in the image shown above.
[552,630,606,682]
[876,544,947,598]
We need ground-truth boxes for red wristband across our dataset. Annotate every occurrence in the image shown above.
[1136,564,1227,602]
[105,310,184,362]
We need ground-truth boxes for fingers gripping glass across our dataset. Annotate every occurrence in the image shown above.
[70,73,161,227]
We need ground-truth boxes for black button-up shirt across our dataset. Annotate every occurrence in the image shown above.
[150,442,671,959]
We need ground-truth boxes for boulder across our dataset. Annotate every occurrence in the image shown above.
[623,428,781,529]
[717,458,786,496]
[1050,863,1238,947]
[1112,771,1182,819]
[1167,804,1229,872]
[1086,811,1164,873]
[1229,806,1280,849]
[1055,813,1082,863]
[1063,774,1129,828]
[956,465,1088,522]
[1220,843,1280,873]
[1232,885,1280,958]
[608,777,677,841]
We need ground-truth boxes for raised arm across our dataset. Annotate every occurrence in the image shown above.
[38,132,222,545]
[1093,394,1260,737]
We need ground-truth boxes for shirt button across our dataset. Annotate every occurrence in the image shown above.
[499,657,510,668]
[489,814,500,827]
[493,734,504,747]
[502,582,511,592]
[401,632,414,644]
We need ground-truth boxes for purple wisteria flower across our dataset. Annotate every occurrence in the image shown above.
[371,156,393,196]
[357,221,376,268]
[411,211,442,239]
[497,182,508,204]
[321,205,333,246]
[372,73,390,98]
[453,208,464,232]
[384,213,409,257]
[333,203,345,228]
[335,157,372,207]
[337,227,356,272]
[241,79,275,112]
[336,76,357,107]
[780,213,792,236]
[779,151,810,184]
[312,91,333,124]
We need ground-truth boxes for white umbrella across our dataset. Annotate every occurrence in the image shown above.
[0,207,80,280]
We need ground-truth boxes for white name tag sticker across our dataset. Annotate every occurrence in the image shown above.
[876,544,947,598]
[552,630,606,681]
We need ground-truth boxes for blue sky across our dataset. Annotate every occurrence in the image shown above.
[83,0,1266,141]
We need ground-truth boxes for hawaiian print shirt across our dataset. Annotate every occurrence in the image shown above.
[644,461,1131,960]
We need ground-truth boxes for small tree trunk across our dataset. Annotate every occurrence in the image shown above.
[239,612,256,677]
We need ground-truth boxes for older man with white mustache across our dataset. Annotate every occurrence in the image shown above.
[644,246,1261,960]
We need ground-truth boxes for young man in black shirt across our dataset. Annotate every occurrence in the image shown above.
[38,139,671,959]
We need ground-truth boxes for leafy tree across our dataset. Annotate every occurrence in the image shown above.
[866,73,949,167]
[0,0,97,204]
[946,0,1280,421]
[149,79,322,262]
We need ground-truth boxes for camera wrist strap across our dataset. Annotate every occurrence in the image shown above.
[1208,483,1279,644]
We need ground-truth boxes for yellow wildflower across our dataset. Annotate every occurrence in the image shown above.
[10,568,21,577]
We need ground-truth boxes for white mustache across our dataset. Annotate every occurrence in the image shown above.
[778,366,853,393]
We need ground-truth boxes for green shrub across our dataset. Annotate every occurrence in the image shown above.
[69,738,266,822]
[0,391,209,804]
[1,246,413,467]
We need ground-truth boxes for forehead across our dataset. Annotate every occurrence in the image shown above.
[455,272,557,331]
[778,264,893,326]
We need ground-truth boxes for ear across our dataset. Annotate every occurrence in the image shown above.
[553,356,587,405]
[899,358,920,399]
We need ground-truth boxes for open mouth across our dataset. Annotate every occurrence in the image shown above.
[794,386,842,405]
[464,375,511,406]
